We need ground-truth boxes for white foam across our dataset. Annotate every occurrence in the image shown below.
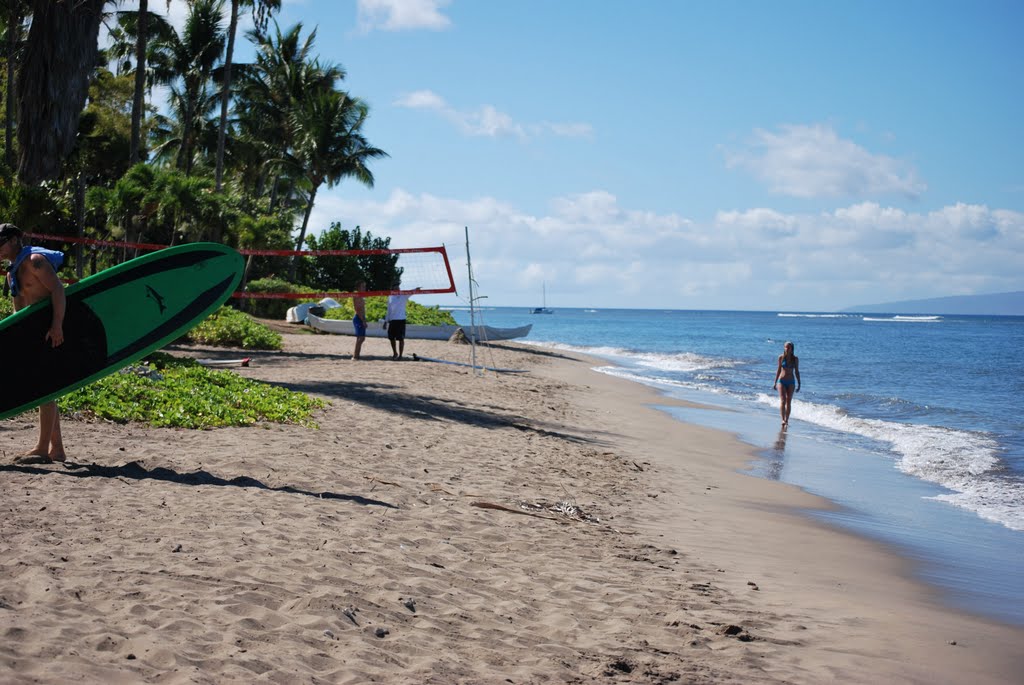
[524,341,728,374]
[594,366,730,395]
[754,394,1022,530]
[777,313,853,318]
[863,315,942,322]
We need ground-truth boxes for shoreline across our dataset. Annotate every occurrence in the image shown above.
[1,333,1021,683]
[498,341,1024,681]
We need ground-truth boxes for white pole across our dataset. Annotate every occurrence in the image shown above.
[465,226,478,373]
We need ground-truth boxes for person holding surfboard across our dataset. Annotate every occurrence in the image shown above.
[0,223,68,463]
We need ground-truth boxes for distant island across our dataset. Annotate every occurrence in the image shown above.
[843,291,1024,316]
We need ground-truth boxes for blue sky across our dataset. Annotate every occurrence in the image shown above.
[145,0,1023,311]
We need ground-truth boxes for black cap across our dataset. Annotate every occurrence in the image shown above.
[0,223,22,240]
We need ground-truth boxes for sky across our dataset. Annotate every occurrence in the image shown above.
[129,0,1023,311]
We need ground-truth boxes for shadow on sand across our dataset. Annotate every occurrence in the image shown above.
[1,460,397,508]
[268,378,602,446]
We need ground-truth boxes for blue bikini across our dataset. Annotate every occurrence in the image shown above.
[778,358,796,388]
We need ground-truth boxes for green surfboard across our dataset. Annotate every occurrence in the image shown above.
[0,242,243,420]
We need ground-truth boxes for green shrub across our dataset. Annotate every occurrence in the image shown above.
[0,297,12,319]
[59,352,325,428]
[322,297,456,325]
[186,306,283,350]
[239,277,304,319]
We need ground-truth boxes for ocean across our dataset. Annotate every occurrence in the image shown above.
[452,306,1024,626]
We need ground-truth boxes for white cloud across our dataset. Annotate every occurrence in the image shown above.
[303,188,1024,310]
[725,123,926,200]
[356,0,452,33]
[395,89,593,141]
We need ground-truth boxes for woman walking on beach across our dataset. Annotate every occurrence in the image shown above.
[773,341,800,427]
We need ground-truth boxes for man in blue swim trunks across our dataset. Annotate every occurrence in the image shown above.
[351,280,367,360]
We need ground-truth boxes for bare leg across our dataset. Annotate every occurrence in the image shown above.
[27,402,66,462]
[778,386,787,425]
[782,386,795,426]
[398,338,405,359]
[390,339,398,359]
[353,335,365,360]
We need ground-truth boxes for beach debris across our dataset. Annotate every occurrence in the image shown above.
[717,624,755,641]
[375,627,390,638]
[471,501,559,521]
[605,659,634,675]
[402,597,417,613]
[119,365,163,381]
[323,629,335,639]
[747,581,760,591]
[365,475,403,487]
[342,606,359,625]
[171,544,183,553]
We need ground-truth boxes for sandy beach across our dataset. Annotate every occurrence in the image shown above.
[1,328,1022,684]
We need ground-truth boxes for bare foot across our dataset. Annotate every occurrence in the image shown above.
[14,449,65,464]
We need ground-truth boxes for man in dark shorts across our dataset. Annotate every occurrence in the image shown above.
[384,283,419,360]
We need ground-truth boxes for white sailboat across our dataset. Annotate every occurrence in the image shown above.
[531,282,554,314]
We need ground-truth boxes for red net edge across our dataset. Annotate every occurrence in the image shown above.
[25,233,457,298]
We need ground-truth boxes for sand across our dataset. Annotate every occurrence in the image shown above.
[1,328,1022,684]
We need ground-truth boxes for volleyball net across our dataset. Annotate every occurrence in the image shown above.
[24,233,457,301]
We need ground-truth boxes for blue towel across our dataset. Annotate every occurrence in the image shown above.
[9,246,64,297]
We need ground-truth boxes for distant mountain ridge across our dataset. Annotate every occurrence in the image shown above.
[843,291,1024,316]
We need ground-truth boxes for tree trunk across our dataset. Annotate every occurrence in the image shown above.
[215,0,238,192]
[129,0,148,165]
[17,0,105,184]
[75,171,86,279]
[4,3,22,170]
[289,184,317,280]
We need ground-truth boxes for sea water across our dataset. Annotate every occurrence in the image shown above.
[453,307,1024,626]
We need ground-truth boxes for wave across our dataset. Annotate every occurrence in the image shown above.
[523,340,734,374]
[594,366,731,395]
[863,315,942,322]
[753,394,1022,531]
[777,313,853,318]
[528,337,1022,532]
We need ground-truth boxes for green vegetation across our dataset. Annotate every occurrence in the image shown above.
[59,353,324,429]
[3,4,391,297]
[300,223,401,292]
[321,298,457,325]
[185,306,283,350]
[240,277,305,320]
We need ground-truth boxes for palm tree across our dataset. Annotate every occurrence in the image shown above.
[286,89,387,279]
[148,79,221,173]
[171,0,225,175]
[16,0,106,183]
[214,0,280,191]
[109,3,179,165]
[233,22,343,210]
[2,1,30,169]
[129,0,148,164]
